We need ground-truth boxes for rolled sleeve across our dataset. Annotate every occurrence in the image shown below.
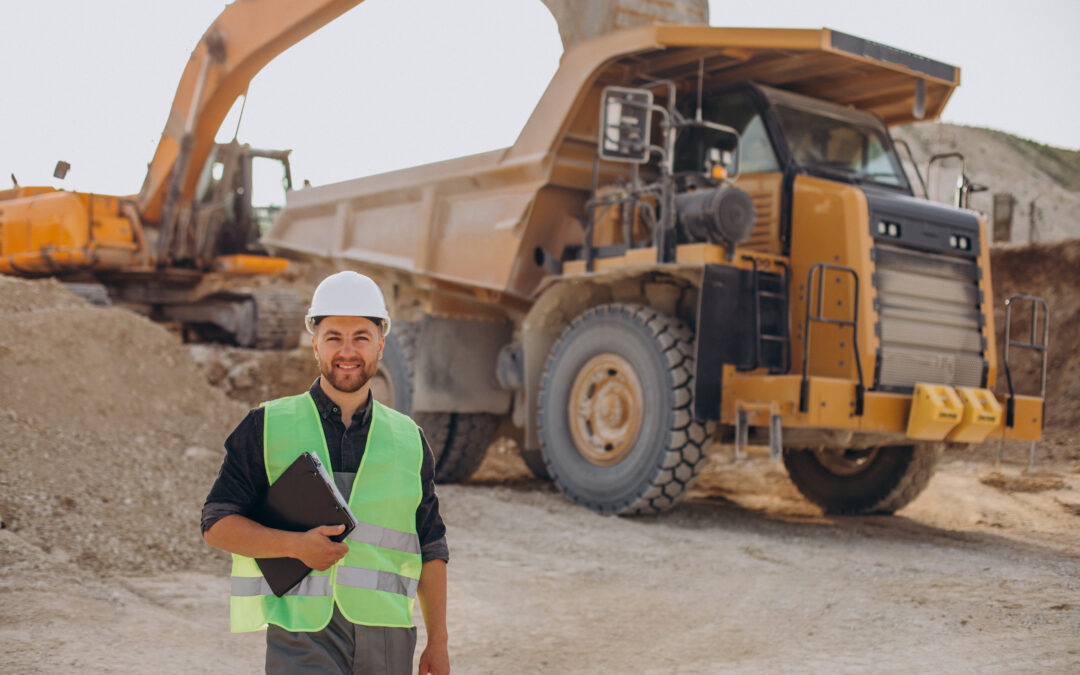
[415,429,448,562]
[421,536,449,564]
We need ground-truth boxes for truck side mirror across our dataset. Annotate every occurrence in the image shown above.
[53,161,71,180]
[926,152,965,207]
[598,87,653,164]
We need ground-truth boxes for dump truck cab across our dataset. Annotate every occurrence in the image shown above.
[675,80,989,394]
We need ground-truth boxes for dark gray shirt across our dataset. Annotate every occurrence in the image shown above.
[201,379,448,562]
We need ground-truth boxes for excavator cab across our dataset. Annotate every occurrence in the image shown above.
[193,142,293,257]
[248,149,293,236]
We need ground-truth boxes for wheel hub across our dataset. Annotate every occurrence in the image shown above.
[567,353,643,466]
[812,447,880,476]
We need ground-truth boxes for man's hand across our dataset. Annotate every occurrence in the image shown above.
[416,559,449,674]
[417,640,450,675]
[204,515,350,568]
[292,524,349,570]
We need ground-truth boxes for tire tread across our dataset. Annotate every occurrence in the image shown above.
[538,303,707,515]
[783,443,943,515]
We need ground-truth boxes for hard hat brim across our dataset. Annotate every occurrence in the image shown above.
[305,314,390,336]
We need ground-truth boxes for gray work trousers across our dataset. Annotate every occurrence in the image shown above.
[265,470,417,675]
[265,605,417,675]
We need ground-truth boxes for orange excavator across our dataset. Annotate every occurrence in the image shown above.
[0,0,367,347]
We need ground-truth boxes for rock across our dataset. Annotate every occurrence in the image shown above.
[183,446,220,461]
[228,362,257,390]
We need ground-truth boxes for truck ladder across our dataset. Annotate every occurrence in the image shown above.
[999,294,1049,469]
[741,256,790,374]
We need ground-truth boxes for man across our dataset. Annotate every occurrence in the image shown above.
[202,271,450,675]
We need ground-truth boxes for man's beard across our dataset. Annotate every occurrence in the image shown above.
[319,357,377,394]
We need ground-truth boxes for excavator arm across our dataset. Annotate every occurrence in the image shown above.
[139,0,710,225]
[137,0,365,230]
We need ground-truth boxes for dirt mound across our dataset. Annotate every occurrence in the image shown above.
[186,344,319,407]
[0,277,245,575]
[0,275,87,314]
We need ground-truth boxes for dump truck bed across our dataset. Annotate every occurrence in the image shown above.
[263,25,959,308]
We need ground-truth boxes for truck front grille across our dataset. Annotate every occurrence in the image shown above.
[873,244,985,390]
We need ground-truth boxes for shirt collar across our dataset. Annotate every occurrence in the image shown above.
[308,378,373,427]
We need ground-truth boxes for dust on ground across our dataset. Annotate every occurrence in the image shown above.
[2,237,1080,673]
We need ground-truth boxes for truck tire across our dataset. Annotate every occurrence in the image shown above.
[433,413,498,484]
[377,321,493,484]
[372,326,413,414]
[376,322,448,454]
[537,303,708,515]
[519,448,551,480]
[782,443,944,514]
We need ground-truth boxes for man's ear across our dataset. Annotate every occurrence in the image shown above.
[311,333,319,358]
[377,335,386,361]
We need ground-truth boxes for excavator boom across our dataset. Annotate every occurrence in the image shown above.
[1,0,369,348]
[137,0,365,225]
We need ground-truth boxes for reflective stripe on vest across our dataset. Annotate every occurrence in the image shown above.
[336,567,420,597]
[229,393,423,633]
[232,573,333,598]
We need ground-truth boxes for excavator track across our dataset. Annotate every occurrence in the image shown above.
[63,282,113,307]
[251,288,304,349]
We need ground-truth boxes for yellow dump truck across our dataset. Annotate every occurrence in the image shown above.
[265,25,1048,514]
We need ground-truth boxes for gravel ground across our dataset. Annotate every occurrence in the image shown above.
[2,451,1078,674]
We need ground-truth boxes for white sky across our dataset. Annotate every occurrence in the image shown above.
[3,0,1078,196]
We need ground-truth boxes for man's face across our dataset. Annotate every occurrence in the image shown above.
[312,315,384,395]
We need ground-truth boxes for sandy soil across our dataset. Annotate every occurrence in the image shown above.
[3,445,1079,674]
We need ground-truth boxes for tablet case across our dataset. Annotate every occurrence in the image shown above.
[253,452,356,596]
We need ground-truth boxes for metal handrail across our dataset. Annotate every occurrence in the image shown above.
[799,263,864,415]
[1002,294,1049,427]
[999,294,1049,469]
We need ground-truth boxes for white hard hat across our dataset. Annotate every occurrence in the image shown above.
[305,271,391,335]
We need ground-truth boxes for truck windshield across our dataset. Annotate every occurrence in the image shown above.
[773,103,909,191]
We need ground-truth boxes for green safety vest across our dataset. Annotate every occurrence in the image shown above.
[229,393,424,633]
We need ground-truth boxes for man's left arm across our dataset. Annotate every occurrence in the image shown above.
[415,429,449,674]
[417,558,449,675]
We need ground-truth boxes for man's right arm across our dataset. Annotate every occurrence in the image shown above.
[204,516,348,571]
[201,408,266,535]
[201,409,347,570]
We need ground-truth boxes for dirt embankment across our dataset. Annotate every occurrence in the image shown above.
[991,239,1080,428]
[985,239,1080,467]
[894,122,1080,244]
